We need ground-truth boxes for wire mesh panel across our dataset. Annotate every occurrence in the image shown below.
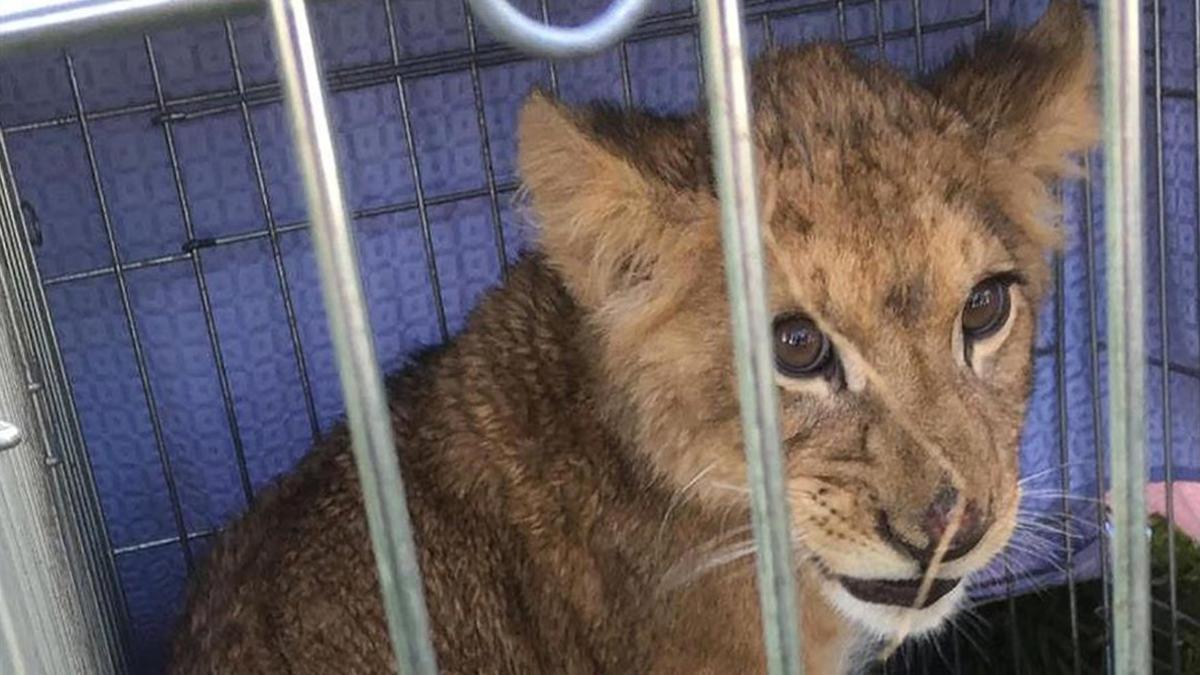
[0,172,121,675]
[0,130,128,672]
[0,0,1196,673]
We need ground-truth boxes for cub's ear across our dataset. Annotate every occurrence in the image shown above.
[928,0,1098,179]
[517,91,715,313]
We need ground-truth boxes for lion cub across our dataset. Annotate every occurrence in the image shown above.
[170,2,1096,673]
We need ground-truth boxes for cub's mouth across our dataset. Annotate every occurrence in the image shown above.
[837,576,961,609]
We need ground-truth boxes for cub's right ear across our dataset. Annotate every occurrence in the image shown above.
[928,0,1098,180]
[517,91,715,314]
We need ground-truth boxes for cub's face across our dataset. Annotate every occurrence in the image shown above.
[519,1,1095,642]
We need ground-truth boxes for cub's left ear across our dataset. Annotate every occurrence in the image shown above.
[517,91,716,315]
[928,0,1098,179]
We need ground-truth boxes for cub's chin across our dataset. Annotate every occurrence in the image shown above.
[818,574,967,639]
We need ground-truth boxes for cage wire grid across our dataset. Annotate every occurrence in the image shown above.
[0,125,129,671]
[0,0,1195,673]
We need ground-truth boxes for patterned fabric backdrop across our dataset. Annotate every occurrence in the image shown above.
[1,0,1196,672]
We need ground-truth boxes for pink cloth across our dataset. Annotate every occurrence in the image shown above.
[1144,481,1200,541]
[1105,481,1200,541]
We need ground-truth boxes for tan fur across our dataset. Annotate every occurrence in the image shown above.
[169,3,1097,673]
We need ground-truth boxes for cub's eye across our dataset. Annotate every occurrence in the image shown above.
[961,276,1013,341]
[773,314,833,378]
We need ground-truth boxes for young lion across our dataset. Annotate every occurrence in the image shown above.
[170,2,1097,673]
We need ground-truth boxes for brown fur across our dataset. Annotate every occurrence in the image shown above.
[169,3,1097,673]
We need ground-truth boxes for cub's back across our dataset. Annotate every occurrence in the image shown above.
[169,259,661,674]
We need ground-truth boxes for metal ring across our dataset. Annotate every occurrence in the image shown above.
[464,0,652,59]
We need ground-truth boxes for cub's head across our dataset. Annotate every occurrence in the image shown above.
[517,1,1095,640]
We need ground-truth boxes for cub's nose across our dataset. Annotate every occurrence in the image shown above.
[875,487,993,568]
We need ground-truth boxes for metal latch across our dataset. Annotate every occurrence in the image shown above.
[0,420,22,452]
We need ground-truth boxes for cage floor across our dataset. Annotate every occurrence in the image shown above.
[1,0,1197,673]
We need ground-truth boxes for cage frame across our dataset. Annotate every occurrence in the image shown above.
[0,0,1159,673]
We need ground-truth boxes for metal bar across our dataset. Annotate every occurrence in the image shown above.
[873,0,886,58]
[951,621,962,673]
[537,0,561,93]
[1,5,982,136]
[696,1,801,674]
[459,0,510,276]
[909,0,924,71]
[1054,230,1082,675]
[1100,1,1151,673]
[1081,150,1113,675]
[0,0,259,57]
[379,5,451,342]
[0,132,133,671]
[463,0,651,59]
[111,528,214,556]
[265,1,438,673]
[1006,571,1021,675]
[144,34,256,507]
[40,181,522,288]
[41,448,115,671]
[1192,0,1200,666]
[619,40,634,108]
[836,0,847,42]
[1151,1,1181,670]
[42,252,193,286]
[224,20,323,440]
[64,51,196,570]
[690,0,705,91]
[0,530,29,675]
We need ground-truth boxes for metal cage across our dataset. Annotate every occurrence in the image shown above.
[0,0,1187,674]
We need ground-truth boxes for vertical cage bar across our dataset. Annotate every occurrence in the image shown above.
[909,0,925,71]
[224,20,324,438]
[1005,569,1021,675]
[379,1,451,342]
[618,40,634,108]
[951,621,962,673]
[835,1,848,43]
[873,0,886,58]
[1149,2,1181,672]
[536,0,561,92]
[1082,151,1113,675]
[144,35,256,507]
[690,0,706,89]
[265,1,438,673]
[1100,1,1151,673]
[1054,234,1082,675]
[64,52,196,570]
[458,0,511,276]
[696,1,802,674]
[1194,30,1200,644]
[0,568,27,675]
